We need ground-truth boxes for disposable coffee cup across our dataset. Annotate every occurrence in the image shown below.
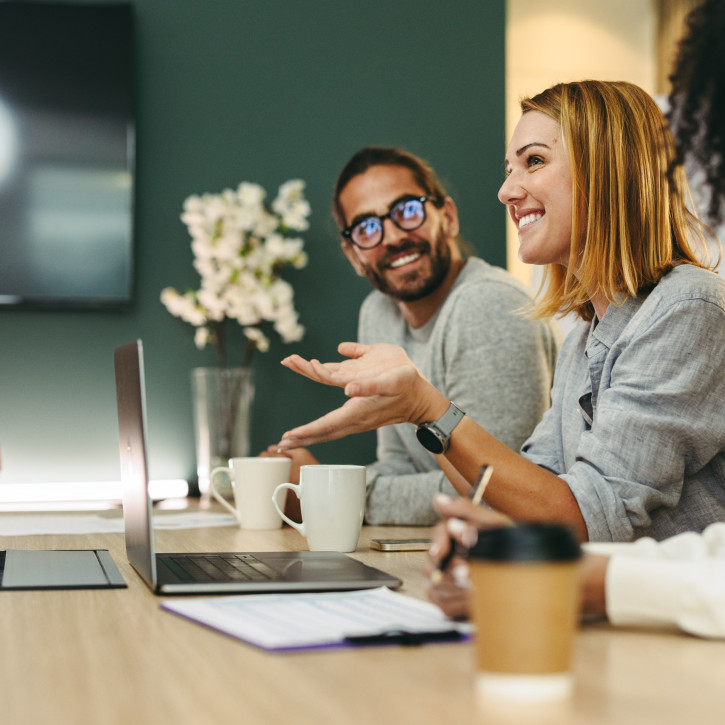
[468,524,582,703]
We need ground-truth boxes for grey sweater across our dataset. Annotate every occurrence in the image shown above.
[359,257,560,525]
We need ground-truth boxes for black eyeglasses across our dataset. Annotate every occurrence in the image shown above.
[341,195,438,249]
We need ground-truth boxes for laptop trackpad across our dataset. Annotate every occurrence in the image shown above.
[1,550,126,589]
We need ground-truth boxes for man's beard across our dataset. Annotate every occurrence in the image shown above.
[361,229,453,302]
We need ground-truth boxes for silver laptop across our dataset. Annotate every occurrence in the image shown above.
[114,340,401,595]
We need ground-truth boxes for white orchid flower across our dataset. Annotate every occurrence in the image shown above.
[244,326,270,352]
[197,288,227,321]
[275,179,306,203]
[237,182,266,207]
[194,326,210,350]
[165,179,309,364]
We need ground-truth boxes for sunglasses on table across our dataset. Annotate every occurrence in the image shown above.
[341,195,440,249]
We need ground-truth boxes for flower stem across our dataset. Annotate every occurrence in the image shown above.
[210,320,226,368]
[242,339,256,368]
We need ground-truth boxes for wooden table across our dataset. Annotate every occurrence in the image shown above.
[2,502,723,725]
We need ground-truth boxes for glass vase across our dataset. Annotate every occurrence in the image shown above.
[191,367,255,497]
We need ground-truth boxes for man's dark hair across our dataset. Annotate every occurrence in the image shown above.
[331,146,447,229]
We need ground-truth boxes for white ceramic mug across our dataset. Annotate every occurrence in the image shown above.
[210,457,291,530]
[272,465,366,552]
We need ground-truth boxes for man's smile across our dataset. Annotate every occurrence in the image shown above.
[388,251,423,269]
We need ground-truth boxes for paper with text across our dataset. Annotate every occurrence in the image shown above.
[161,586,470,652]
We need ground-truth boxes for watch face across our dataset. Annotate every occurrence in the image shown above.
[416,425,445,454]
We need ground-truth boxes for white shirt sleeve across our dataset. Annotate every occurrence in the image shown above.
[584,524,725,638]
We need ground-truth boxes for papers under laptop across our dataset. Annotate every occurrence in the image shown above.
[114,340,401,595]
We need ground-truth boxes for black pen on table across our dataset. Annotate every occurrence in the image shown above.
[431,465,493,584]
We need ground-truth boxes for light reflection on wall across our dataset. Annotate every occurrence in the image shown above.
[0,106,133,304]
[27,164,132,299]
[0,94,18,187]
[0,2,134,308]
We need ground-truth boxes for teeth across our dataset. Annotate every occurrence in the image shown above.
[390,253,420,268]
[518,212,543,229]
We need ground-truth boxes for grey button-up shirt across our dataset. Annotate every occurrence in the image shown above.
[522,264,725,542]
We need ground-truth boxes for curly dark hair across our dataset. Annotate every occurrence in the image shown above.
[667,0,725,227]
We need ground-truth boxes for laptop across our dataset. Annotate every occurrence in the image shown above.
[114,340,401,595]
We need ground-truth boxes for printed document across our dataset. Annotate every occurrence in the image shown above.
[161,586,470,652]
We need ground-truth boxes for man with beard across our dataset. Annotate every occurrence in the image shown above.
[272,147,560,524]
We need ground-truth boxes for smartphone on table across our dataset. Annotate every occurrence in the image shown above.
[369,538,431,552]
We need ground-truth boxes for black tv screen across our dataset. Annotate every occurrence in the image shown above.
[0,1,134,308]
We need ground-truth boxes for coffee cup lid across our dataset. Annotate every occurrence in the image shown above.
[468,523,581,562]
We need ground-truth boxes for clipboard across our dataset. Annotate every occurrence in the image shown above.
[162,586,471,652]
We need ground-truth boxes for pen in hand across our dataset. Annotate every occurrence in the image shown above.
[469,464,493,506]
[431,465,493,584]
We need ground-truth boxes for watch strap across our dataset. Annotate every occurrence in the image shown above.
[416,401,465,453]
[435,401,465,435]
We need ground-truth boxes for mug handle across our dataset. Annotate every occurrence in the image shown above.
[209,466,240,522]
[272,483,305,536]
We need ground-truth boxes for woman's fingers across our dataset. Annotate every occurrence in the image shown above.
[432,493,514,529]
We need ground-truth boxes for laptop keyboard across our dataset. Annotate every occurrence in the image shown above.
[161,554,275,583]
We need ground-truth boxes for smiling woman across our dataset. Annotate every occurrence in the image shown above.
[498,111,573,269]
[518,80,712,323]
[277,80,725,545]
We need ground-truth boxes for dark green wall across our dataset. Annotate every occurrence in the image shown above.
[0,0,505,486]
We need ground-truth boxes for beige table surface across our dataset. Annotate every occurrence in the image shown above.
[1,501,724,725]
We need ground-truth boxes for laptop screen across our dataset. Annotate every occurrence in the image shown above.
[114,340,158,588]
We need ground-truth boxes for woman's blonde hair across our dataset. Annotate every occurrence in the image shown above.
[522,80,716,321]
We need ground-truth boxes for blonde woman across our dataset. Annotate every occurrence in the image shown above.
[277,80,725,545]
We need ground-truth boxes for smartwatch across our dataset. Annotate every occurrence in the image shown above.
[415,401,465,454]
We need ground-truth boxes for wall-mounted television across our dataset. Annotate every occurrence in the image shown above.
[0,1,134,309]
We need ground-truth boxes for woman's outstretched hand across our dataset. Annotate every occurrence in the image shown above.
[277,342,446,449]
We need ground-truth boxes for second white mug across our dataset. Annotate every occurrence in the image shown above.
[272,464,366,552]
[210,457,291,530]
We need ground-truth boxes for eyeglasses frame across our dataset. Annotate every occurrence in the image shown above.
[340,195,439,250]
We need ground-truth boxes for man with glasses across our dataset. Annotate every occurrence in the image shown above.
[272,146,560,524]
